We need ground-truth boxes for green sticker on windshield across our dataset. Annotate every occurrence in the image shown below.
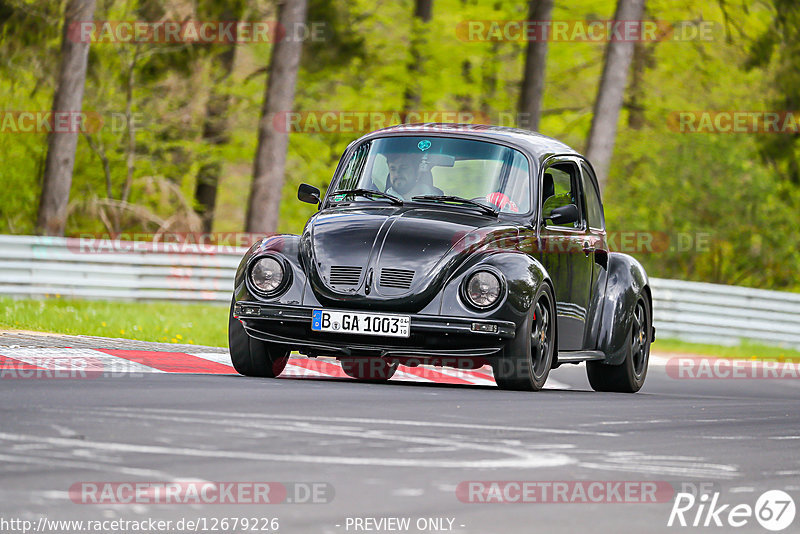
[418,140,431,151]
[333,194,345,202]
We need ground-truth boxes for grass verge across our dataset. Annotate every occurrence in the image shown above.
[654,338,800,363]
[2,297,799,362]
[0,297,228,348]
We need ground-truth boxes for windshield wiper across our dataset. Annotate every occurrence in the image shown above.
[334,188,403,205]
[411,195,499,217]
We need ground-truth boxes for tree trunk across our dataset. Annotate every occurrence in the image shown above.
[194,21,241,233]
[403,0,434,113]
[246,0,309,234]
[625,39,653,130]
[480,41,500,116]
[36,0,95,236]
[413,0,433,21]
[585,0,645,193]
[517,0,553,131]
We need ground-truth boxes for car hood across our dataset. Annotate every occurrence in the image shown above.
[300,206,519,311]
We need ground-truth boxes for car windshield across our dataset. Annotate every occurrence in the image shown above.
[331,136,531,213]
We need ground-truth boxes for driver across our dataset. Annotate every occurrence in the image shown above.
[385,152,439,200]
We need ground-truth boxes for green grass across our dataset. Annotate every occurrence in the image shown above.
[2,297,799,362]
[654,338,800,363]
[0,297,229,348]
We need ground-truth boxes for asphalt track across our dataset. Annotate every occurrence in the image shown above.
[0,332,798,534]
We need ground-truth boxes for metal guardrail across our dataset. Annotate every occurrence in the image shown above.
[0,234,242,304]
[1,235,799,350]
[649,278,800,350]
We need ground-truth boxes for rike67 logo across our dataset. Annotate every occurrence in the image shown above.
[668,490,795,531]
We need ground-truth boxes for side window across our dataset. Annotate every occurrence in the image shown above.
[339,142,370,190]
[541,162,583,229]
[581,163,605,230]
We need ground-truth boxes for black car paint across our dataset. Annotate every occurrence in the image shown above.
[589,252,651,365]
[233,124,650,366]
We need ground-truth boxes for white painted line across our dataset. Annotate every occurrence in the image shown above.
[0,347,164,374]
[431,367,496,386]
[281,363,331,378]
[544,378,571,390]
[392,368,438,383]
[185,352,233,366]
[0,431,575,470]
[95,406,621,437]
[0,452,174,479]
[648,353,671,367]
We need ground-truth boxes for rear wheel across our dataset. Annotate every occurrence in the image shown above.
[587,294,651,393]
[340,357,398,381]
[493,284,556,391]
[228,299,289,377]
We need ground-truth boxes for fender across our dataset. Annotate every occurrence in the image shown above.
[234,234,306,304]
[590,252,651,365]
[436,251,549,325]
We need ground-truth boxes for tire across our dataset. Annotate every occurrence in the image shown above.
[493,283,556,391]
[340,357,398,381]
[587,293,651,393]
[228,299,289,378]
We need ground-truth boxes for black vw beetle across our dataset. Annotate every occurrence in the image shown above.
[229,124,654,392]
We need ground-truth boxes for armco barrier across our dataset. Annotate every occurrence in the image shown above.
[1,235,798,350]
[649,278,800,349]
[0,234,243,303]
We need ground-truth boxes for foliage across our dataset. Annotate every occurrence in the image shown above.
[0,0,798,290]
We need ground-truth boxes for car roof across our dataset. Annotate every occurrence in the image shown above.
[355,123,581,164]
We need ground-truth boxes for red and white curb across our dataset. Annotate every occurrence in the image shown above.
[0,347,570,389]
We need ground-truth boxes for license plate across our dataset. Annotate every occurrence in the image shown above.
[311,309,410,338]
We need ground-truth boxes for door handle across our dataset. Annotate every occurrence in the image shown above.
[582,241,595,256]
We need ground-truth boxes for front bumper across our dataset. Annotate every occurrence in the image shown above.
[233,301,516,360]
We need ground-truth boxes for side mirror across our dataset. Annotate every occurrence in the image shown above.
[298,183,321,205]
[545,203,580,226]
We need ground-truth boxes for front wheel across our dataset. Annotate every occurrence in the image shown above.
[228,299,289,377]
[493,284,556,391]
[587,293,651,393]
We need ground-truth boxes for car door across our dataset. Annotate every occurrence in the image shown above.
[578,160,609,348]
[537,157,594,351]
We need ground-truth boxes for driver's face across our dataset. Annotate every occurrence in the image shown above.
[388,155,421,195]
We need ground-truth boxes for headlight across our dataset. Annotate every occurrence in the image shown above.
[465,270,502,308]
[249,256,285,295]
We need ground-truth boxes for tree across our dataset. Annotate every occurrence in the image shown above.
[517,0,554,131]
[194,0,246,233]
[585,0,645,192]
[403,0,433,113]
[744,0,800,185]
[36,0,95,236]
[247,0,309,234]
